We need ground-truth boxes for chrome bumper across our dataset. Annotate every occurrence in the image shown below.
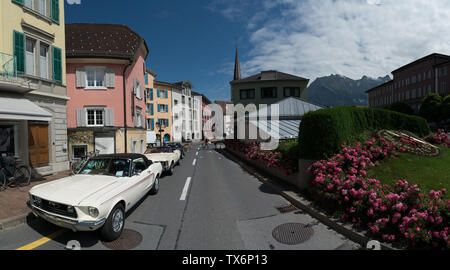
[31,206,106,232]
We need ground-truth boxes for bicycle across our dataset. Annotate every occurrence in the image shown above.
[71,150,100,174]
[0,155,32,190]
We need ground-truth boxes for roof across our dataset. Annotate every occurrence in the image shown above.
[173,81,194,89]
[391,53,450,74]
[250,119,302,140]
[191,90,212,104]
[365,80,393,93]
[154,80,175,88]
[65,23,148,60]
[146,69,157,76]
[230,70,308,85]
[249,97,324,118]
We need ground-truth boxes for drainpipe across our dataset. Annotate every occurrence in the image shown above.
[123,62,132,153]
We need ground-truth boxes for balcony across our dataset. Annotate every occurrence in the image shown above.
[0,52,34,93]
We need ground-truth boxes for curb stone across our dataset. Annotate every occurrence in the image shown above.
[0,212,35,231]
[219,148,402,250]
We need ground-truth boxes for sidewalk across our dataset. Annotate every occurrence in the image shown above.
[0,170,71,229]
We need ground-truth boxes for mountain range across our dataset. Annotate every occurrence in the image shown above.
[307,74,391,107]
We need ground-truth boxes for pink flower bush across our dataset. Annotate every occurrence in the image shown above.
[308,135,450,249]
[224,140,298,176]
[425,130,450,148]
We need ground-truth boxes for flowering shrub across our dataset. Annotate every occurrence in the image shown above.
[308,135,450,249]
[425,130,450,148]
[224,140,298,176]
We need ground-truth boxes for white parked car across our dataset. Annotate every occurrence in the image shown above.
[29,154,162,241]
[144,146,181,175]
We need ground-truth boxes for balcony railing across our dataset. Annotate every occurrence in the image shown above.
[0,52,17,80]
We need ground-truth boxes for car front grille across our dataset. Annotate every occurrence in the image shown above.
[40,199,78,218]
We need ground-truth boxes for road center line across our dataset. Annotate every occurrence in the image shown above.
[180,177,192,201]
[16,229,66,250]
[192,159,197,166]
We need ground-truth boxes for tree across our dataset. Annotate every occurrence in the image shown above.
[441,94,450,121]
[420,93,442,123]
[388,102,414,115]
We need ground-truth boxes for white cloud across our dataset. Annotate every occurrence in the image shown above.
[215,0,450,83]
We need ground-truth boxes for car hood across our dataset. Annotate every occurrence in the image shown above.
[145,153,174,161]
[30,174,121,206]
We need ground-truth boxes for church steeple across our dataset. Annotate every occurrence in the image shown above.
[233,47,241,81]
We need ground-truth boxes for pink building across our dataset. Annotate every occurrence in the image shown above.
[65,24,149,159]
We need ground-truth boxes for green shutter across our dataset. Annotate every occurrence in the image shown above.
[13,31,25,74]
[51,0,60,24]
[52,46,62,83]
[12,0,24,5]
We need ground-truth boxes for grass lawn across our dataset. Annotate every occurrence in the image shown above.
[367,147,450,199]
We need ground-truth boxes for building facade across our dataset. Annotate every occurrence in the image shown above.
[145,76,173,145]
[367,53,450,113]
[0,0,69,175]
[230,49,309,107]
[65,23,148,159]
[172,81,202,142]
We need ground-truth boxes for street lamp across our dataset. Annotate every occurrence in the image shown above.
[155,121,166,146]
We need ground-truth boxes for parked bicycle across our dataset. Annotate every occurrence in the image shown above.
[70,150,100,174]
[0,155,32,190]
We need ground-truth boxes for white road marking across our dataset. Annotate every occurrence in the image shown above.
[180,177,192,201]
[192,159,197,166]
[196,151,199,156]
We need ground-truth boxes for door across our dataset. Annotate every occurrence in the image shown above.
[28,123,49,168]
[95,136,114,154]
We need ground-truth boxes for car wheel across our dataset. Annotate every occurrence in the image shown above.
[100,203,125,242]
[168,163,174,175]
[149,175,159,195]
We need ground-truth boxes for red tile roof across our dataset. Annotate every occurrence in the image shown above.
[65,23,148,60]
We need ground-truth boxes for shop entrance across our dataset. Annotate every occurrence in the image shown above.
[28,123,49,168]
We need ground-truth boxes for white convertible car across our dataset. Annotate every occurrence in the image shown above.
[144,146,181,175]
[28,154,162,241]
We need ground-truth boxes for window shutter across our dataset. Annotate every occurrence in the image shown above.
[150,104,154,115]
[13,31,25,74]
[75,68,86,88]
[165,90,168,98]
[105,108,114,126]
[133,78,137,95]
[51,0,59,24]
[166,106,168,113]
[157,89,160,98]
[106,68,115,88]
[52,46,62,83]
[76,109,87,127]
[150,88,154,100]
[12,0,24,5]
[151,119,154,130]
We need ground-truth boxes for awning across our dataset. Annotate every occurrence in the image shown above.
[0,97,52,122]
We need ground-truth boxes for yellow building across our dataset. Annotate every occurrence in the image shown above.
[0,0,69,175]
[145,70,173,145]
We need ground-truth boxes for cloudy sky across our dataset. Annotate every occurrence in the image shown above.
[66,0,450,101]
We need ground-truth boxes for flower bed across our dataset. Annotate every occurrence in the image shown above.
[224,140,298,176]
[377,130,441,157]
[307,134,450,249]
[425,129,450,148]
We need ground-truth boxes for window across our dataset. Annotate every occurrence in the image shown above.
[132,141,137,153]
[87,108,104,126]
[86,68,105,88]
[261,87,277,99]
[26,38,35,76]
[135,107,143,127]
[25,0,34,9]
[40,44,48,79]
[72,145,87,159]
[140,140,144,154]
[284,87,301,97]
[239,89,255,100]
[38,0,47,16]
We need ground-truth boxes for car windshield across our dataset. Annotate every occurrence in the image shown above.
[78,158,131,177]
[145,147,172,154]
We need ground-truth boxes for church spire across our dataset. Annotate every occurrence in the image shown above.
[233,46,241,81]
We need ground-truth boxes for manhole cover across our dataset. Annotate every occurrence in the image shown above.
[276,204,298,213]
[272,223,314,245]
[102,229,143,250]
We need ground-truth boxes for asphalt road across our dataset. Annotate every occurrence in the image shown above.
[0,143,360,250]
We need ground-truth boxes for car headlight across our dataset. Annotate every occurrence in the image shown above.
[67,206,75,214]
[31,195,42,207]
[88,207,99,218]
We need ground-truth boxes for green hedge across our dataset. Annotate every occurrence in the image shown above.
[298,106,431,160]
